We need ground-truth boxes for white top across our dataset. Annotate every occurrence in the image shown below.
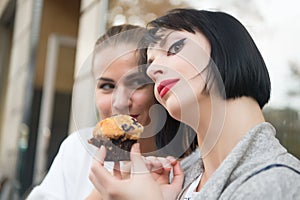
[27,127,113,199]
[183,173,202,200]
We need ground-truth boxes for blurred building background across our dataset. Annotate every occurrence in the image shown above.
[0,0,299,199]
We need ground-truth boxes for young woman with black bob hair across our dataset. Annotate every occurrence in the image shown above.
[89,9,300,200]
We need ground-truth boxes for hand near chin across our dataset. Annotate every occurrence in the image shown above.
[89,143,184,200]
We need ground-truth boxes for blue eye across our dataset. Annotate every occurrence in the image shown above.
[167,38,186,56]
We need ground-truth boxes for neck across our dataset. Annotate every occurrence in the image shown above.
[196,96,265,188]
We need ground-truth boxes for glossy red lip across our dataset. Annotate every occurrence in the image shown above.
[157,79,179,98]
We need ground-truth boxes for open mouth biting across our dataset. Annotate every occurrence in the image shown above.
[130,114,139,119]
[157,79,179,98]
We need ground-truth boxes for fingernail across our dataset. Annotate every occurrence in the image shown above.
[100,145,105,152]
[98,145,106,164]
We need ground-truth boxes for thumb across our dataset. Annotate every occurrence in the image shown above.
[130,143,149,174]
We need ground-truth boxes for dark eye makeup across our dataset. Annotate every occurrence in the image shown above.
[97,82,115,90]
[167,38,186,56]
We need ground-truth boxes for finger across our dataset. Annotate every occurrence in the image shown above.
[89,173,105,194]
[121,161,131,172]
[89,160,108,194]
[90,158,116,190]
[166,156,177,166]
[170,161,184,190]
[144,156,158,170]
[150,157,164,174]
[120,161,131,179]
[157,157,172,171]
[143,157,152,171]
[113,161,122,179]
[164,156,178,172]
[95,145,106,164]
[130,143,149,174]
[145,156,164,173]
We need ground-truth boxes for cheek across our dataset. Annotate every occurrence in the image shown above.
[132,87,156,111]
[180,37,211,75]
[168,57,195,80]
[178,62,199,79]
[165,98,181,120]
[95,92,112,118]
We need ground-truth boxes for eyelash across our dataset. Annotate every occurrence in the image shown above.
[167,38,186,56]
[97,83,115,90]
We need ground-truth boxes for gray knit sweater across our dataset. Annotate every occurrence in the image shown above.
[178,122,300,200]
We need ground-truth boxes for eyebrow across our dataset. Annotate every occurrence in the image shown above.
[159,30,176,47]
[96,77,114,82]
[124,72,144,81]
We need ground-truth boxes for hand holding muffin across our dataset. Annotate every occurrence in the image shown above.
[89,143,184,200]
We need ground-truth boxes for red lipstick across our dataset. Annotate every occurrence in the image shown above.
[157,79,179,98]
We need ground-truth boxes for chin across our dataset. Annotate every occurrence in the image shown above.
[165,99,182,122]
[140,118,149,126]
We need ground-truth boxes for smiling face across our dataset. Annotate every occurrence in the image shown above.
[146,30,211,122]
[93,45,155,126]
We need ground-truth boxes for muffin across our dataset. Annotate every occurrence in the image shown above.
[88,114,143,161]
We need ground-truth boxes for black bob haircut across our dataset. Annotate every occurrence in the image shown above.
[140,8,271,108]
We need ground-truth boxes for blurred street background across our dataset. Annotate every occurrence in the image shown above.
[0,0,299,199]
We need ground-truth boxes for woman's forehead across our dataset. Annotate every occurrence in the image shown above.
[94,45,137,66]
[95,44,137,59]
[97,53,137,71]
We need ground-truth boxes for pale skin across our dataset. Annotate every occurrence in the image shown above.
[88,29,266,199]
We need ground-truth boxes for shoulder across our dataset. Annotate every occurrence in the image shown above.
[231,163,300,200]
[60,127,93,151]
[55,127,94,163]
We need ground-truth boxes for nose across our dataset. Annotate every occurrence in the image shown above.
[146,61,164,83]
[146,47,168,83]
[112,86,132,114]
